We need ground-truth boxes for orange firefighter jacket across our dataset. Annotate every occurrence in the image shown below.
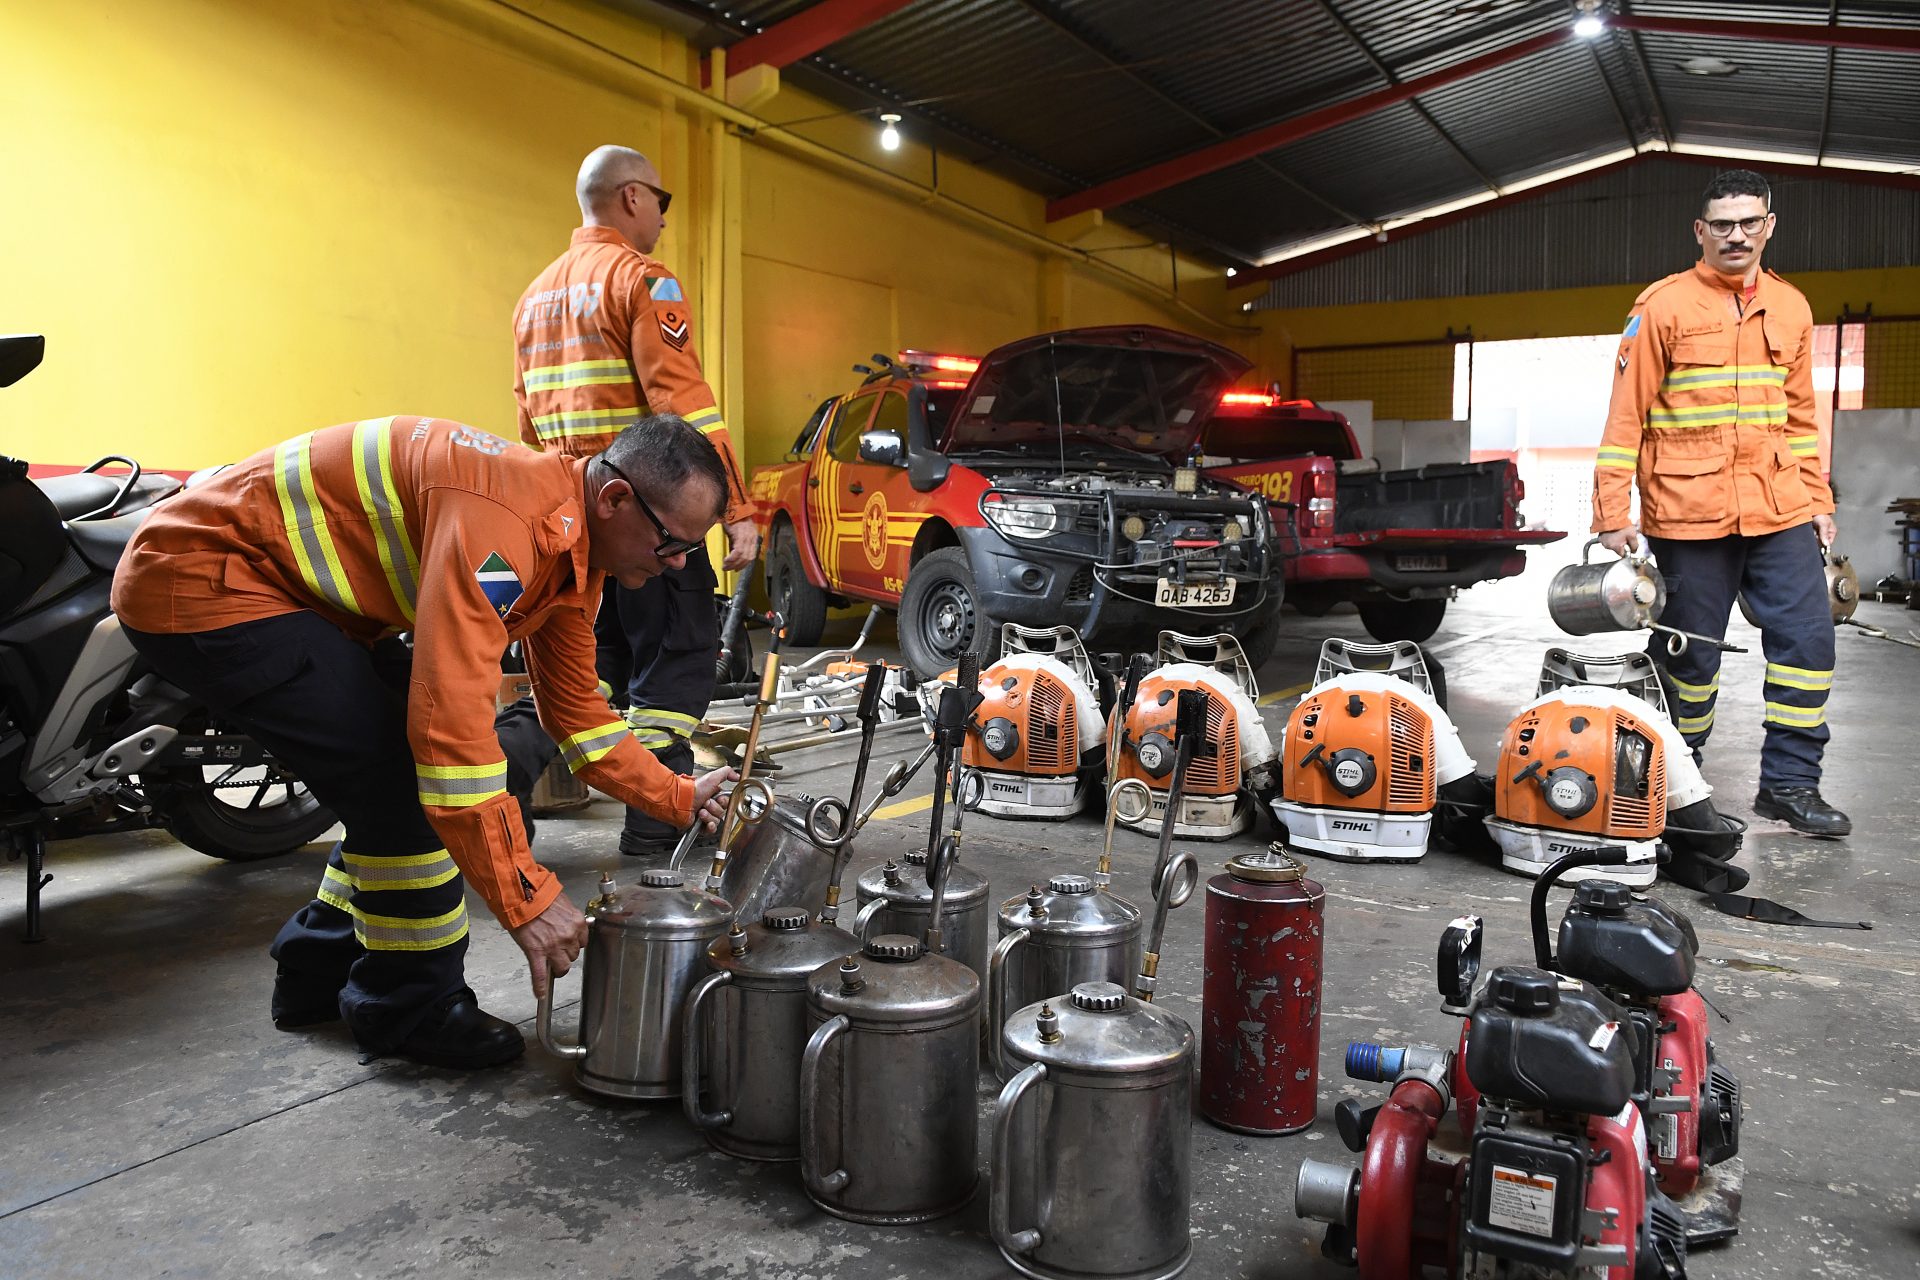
[1593,260,1831,539]
[513,225,751,525]
[111,417,698,929]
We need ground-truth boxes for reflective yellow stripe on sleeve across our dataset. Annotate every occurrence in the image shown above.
[1596,445,1639,470]
[351,417,420,622]
[274,434,362,615]
[685,406,728,438]
[1787,434,1821,456]
[318,864,355,912]
[529,406,643,442]
[557,720,630,772]
[415,761,509,807]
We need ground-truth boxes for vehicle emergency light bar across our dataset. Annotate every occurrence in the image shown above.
[898,349,980,375]
[1219,390,1319,409]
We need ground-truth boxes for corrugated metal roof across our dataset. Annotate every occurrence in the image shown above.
[1250,154,1920,309]
[647,0,1920,268]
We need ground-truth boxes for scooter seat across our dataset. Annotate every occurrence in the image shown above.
[67,509,150,573]
[35,471,180,520]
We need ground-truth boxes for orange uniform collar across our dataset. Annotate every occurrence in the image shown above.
[571,224,633,250]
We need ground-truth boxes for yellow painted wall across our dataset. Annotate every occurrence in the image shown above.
[1237,265,1920,392]
[0,0,1239,473]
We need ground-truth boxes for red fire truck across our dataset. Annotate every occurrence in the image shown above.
[749,326,1283,676]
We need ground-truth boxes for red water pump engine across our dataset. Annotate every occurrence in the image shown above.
[1294,851,1702,1280]
[1452,851,1744,1243]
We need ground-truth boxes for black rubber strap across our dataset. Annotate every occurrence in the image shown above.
[1703,893,1872,931]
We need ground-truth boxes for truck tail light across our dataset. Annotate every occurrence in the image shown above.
[1506,469,1526,529]
[1304,469,1336,535]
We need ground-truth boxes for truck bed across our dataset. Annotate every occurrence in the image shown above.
[1334,460,1514,534]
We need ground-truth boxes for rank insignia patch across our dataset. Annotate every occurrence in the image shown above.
[659,310,689,351]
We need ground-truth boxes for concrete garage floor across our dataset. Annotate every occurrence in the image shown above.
[4,554,1918,1279]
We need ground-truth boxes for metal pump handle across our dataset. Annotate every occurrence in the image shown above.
[800,1014,853,1197]
[990,1061,1049,1258]
[681,970,735,1130]
[1136,849,1198,1002]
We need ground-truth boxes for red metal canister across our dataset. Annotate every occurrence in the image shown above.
[1200,849,1325,1134]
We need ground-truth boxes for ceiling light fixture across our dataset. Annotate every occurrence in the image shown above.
[879,112,902,152]
[1573,1,1605,39]
[1679,56,1738,77]
[1225,266,1238,277]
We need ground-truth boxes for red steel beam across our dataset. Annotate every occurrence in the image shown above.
[706,0,919,85]
[1613,15,1920,55]
[1047,27,1571,223]
[1237,148,1920,287]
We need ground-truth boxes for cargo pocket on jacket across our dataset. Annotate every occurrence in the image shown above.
[1766,440,1811,519]
[660,562,720,652]
[1644,451,1728,527]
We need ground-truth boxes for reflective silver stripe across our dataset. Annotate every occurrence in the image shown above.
[1668,674,1719,699]
[318,864,355,911]
[416,762,510,808]
[631,728,675,749]
[341,849,459,890]
[274,435,361,615]
[558,721,628,772]
[353,902,470,952]
[353,417,419,621]
[1763,701,1827,728]
[1676,710,1715,733]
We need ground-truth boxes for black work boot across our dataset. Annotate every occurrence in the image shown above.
[1753,787,1852,839]
[271,967,343,1031]
[388,987,525,1070]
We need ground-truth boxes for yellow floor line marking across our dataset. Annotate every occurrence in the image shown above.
[870,793,935,822]
[1257,681,1312,707]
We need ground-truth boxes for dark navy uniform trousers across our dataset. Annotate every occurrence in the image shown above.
[1646,521,1834,790]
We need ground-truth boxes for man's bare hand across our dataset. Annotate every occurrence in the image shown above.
[509,893,589,1000]
[1813,513,1837,549]
[1598,526,1642,556]
[693,766,738,831]
[722,519,760,571]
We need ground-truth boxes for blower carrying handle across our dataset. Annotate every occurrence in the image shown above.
[1529,846,1633,970]
[1436,915,1484,1013]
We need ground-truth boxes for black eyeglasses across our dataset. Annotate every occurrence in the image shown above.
[1703,215,1769,238]
[627,178,672,215]
[599,458,704,559]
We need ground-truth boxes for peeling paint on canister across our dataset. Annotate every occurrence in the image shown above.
[1200,853,1325,1135]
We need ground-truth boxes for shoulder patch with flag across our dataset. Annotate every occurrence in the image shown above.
[475,552,522,618]
[648,275,684,303]
[1622,314,1640,339]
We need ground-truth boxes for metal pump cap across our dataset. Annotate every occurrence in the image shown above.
[762,906,812,931]
[1631,577,1658,605]
[1069,981,1127,1012]
[640,869,685,888]
[1571,879,1632,914]
[1047,873,1094,895]
[863,933,921,961]
[1229,848,1306,883]
[903,847,929,866]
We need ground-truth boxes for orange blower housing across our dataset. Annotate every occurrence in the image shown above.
[1111,633,1266,840]
[1487,696,1667,887]
[959,624,1103,819]
[1276,682,1435,862]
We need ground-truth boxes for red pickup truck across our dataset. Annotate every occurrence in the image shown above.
[749,326,1282,676]
[1200,395,1564,641]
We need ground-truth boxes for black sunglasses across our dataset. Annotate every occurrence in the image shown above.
[599,457,704,559]
[627,178,672,215]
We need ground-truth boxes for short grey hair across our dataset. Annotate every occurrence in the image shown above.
[576,145,653,217]
[596,414,727,522]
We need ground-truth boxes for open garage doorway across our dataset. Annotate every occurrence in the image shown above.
[1455,328,1862,539]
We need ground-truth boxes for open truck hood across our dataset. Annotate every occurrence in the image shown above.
[940,325,1250,462]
